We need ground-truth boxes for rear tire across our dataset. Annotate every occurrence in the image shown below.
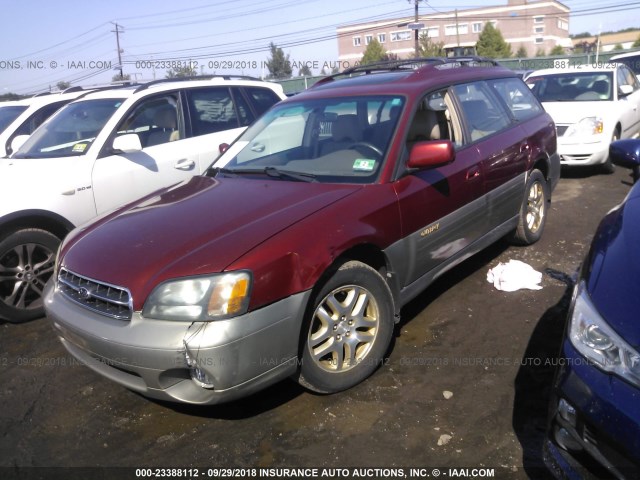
[509,169,549,246]
[296,261,394,394]
[0,229,60,323]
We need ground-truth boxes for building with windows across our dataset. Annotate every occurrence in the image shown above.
[337,0,571,61]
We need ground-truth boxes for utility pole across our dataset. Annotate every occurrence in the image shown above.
[111,22,124,80]
[413,0,419,56]
[408,0,425,57]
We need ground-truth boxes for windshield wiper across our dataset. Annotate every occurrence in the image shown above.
[209,166,316,182]
[263,166,316,182]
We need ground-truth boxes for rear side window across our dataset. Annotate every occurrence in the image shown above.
[244,87,281,116]
[452,82,511,142]
[490,78,543,122]
[186,87,241,136]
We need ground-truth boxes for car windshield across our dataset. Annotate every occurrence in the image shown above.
[215,95,405,184]
[12,98,125,158]
[526,71,614,102]
[0,105,28,132]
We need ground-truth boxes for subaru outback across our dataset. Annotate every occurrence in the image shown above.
[45,58,560,405]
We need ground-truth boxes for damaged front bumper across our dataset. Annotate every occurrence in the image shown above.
[44,281,311,405]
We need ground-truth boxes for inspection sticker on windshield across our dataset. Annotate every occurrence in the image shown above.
[353,159,375,171]
[72,143,87,153]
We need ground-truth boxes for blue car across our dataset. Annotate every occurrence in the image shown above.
[544,139,640,479]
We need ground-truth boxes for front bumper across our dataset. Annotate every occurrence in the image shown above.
[557,138,609,167]
[545,339,640,479]
[45,281,311,405]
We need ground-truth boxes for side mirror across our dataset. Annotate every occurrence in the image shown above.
[112,134,142,153]
[609,139,640,182]
[10,135,30,155]
[619,84,634,97]
[407,140,455,170]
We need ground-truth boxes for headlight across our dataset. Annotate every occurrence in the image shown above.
[564,117,604,137]
[142,271,252,321]
[569,281,640,388]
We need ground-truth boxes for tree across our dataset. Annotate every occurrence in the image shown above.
[166,65,198,78]
[549,45,565,56]
[112,73,131,82]
[613,43,624,51]
[475,23,511,58]
[633,34,640,48]
[535,48,546,57]
[417,33,445,57]
[515,46,527,58]
[56,81,71,91]
[265,42,292,79]
[299,65,312,77]
[361,39,389,64]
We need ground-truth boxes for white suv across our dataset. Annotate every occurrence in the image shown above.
[0,88,93,157]
[0,76,285,322]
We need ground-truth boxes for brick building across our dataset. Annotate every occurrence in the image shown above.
[337,0,571,61]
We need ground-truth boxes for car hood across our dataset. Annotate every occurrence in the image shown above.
[61,175,361,310]
[586,184,640,348]
[542,101,617,124]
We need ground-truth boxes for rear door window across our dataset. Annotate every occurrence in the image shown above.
[489,78,543,122]
[452,82,511,142]
[186,87,240,136]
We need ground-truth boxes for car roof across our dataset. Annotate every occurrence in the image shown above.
[74,76,285,102]
[287,57,516,100]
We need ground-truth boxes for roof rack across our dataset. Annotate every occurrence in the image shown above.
[133,75,263,93]
[313,56,501,87]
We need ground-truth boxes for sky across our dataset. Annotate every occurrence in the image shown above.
[1,0,639,95]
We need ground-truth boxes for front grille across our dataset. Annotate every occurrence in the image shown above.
[57,268,132,320]
[556,125,569,137]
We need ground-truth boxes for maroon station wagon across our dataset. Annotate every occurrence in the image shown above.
[45,58,559,405]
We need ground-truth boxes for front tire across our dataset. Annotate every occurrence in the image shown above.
[601,130,619,175]
[509,169,550,246]
[0,229,60,323]
[297,261,394,394]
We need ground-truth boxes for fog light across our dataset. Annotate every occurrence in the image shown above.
[184,342,215,389]
[554,425,582,452]
[558,398,577,427]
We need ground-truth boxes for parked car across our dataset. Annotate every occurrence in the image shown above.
[526,64,640,173]
[0,88,92,157]
[0,76,285,323]
[611,50,640,80]
[544,139,640,478]
[45,57,560,405]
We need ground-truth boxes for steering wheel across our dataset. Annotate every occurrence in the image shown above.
[348,142,383,158]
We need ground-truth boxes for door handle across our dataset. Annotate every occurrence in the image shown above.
[174,159,195,170]
[250,143,265,152]
[466,166,480,180]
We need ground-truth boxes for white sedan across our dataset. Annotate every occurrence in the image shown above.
[526,64,640,173]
